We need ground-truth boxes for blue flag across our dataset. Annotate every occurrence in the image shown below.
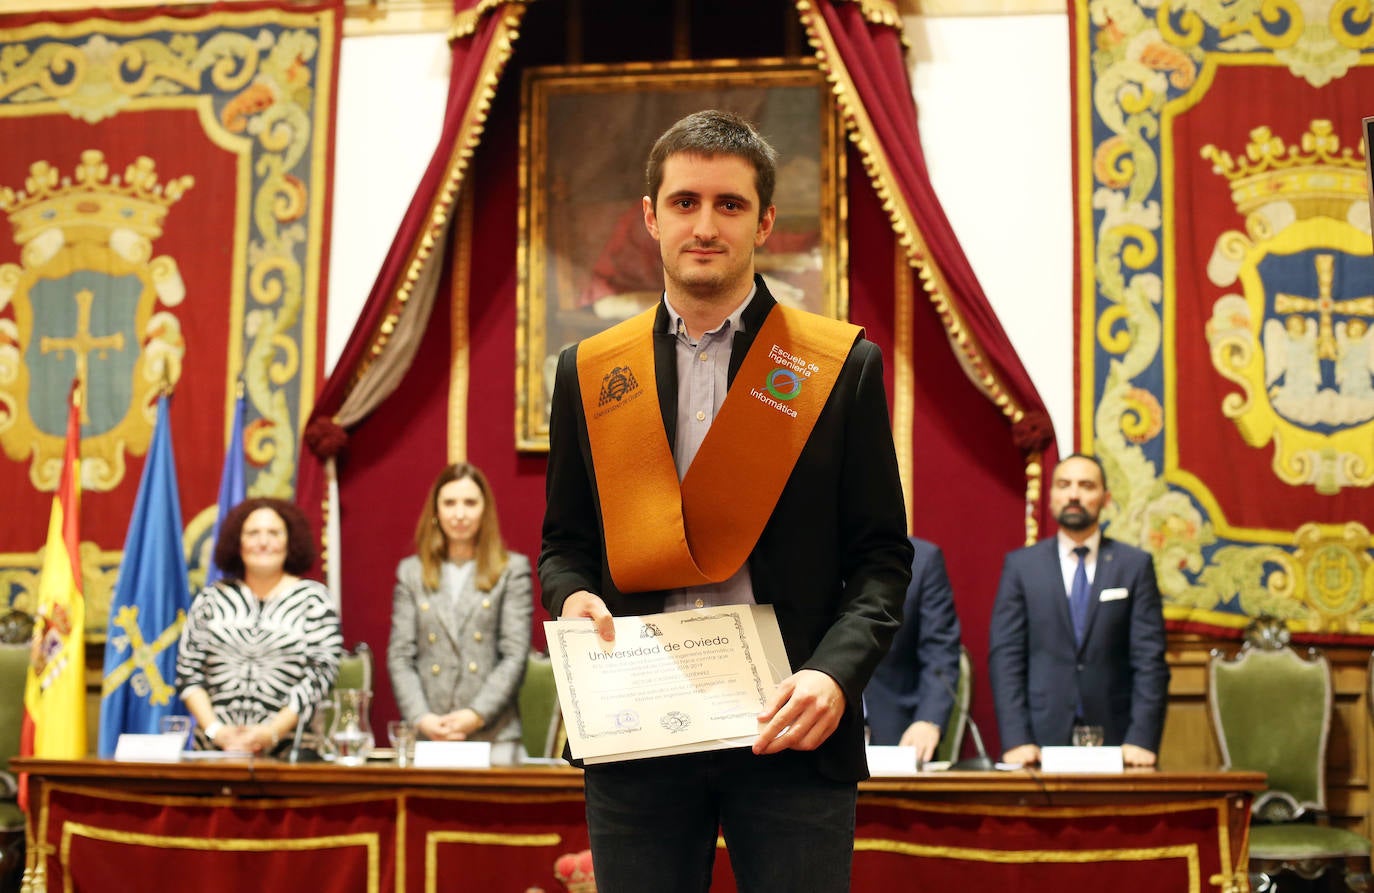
[98,393,193,756]
[205,386,246,585]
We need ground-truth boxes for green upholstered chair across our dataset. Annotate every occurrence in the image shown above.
[518,652,562,759]
[934,645,972,765]
[335,642,373,694]
[0,610,35,892]
[1209,618,1371,892]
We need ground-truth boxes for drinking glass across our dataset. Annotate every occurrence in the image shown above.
[388,720,415,767]
[1072,724,1104,747]
[160,715,191,748]
[329,689,375,765]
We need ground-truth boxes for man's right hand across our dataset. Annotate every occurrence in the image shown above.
[561,590,615,642]
[1001,743,1040,766]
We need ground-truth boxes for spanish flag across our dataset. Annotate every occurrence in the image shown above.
[20,382,86,807]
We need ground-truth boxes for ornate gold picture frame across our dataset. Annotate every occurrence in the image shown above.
[515,59,848,451]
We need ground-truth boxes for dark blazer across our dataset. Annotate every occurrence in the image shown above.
[539,276,913,782]
[987,535,1169,752]
[864,537,962,746]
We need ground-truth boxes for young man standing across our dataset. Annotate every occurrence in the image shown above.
[539,110,912,892]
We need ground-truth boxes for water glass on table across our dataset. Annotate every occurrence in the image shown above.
[161,715,192,748]
[388,720,416,767]
[1071,724,1104,747]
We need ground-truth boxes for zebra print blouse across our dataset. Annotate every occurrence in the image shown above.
[176,578,342,729]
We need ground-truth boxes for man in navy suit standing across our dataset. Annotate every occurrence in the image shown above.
[988,453,1169,768]
[864,537,961,761]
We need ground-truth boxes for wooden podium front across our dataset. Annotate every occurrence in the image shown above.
[14,758,1263,892]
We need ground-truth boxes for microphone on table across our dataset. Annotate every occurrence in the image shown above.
[285,714,325,763]
[935,667,996,772]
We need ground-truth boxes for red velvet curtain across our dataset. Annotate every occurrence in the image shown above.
[297,0,522,531]
[805,2,1060,754]
[810,2,1059,501]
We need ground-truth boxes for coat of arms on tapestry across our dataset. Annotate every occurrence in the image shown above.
[0,3,339,629]
[1073,1,1374,635]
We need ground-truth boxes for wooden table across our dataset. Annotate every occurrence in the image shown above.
[14,758,1265,892]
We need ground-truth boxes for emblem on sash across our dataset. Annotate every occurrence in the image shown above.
[1202,120,1374,493]
[765,367,803,401]
[0,151,193,491]
[597,364,639,407]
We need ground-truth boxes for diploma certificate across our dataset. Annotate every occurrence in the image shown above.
[544,605,792,764]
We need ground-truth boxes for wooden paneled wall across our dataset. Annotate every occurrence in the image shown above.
[1161,634,1373,836]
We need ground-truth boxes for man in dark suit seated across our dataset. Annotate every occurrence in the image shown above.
[864,537,961,762]
[988,453,1170,768]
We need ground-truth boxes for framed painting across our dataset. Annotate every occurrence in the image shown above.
[515,59,847,451]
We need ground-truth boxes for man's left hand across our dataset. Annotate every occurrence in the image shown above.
[899,720,942,762]
[753,669,845,755]
[1121,744,1157,767]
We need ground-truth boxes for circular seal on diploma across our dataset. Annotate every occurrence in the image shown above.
[660,711,691,733]
[615,710,640,730]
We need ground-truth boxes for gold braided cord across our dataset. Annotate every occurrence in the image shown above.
[892,250,915,533]
[448,0,530,42]
[448,183,475,463]
[795,0,1042,534]
[346,5,526,394]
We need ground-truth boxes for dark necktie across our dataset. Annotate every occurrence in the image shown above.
[1070,545,1091,644]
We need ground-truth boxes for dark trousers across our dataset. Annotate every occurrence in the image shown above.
[582,748,857,893]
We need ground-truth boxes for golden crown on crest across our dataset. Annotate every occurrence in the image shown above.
[1200,119,1367,220]
[0,149,194,247]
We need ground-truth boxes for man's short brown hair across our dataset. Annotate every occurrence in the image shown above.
[645,109,777,219]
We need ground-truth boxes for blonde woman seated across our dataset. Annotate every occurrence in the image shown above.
[177,497,342,754]
[388,463,532,761]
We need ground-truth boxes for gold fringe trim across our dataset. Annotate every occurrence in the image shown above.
[834,0,909,46]
[447,0,527,42]
[1024,451,1043,545]
[448,0,529,42]
[795,0,1040,529]
[347,4,527,393]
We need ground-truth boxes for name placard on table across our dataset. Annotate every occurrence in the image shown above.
[113,733,186,763]
[1039,745,1125,773]
[865,745,922,775]
[413,741,492,769]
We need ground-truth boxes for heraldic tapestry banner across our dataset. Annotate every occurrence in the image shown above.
[0,3,339,631]
[1072,1,1374,637]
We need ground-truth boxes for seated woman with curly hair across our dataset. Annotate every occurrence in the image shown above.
[176,497,342,754]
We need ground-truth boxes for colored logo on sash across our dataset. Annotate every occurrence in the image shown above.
[597,364,640,408]
[765,367,803,401]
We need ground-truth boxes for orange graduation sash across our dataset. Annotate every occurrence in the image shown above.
[577,302,862,592]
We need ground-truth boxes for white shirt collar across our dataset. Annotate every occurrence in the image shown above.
[663,284,756,340]
[1058,528,1102,562]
